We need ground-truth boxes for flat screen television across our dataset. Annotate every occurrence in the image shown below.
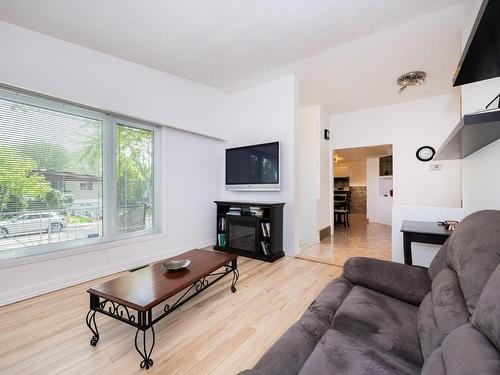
[225,141,280,191]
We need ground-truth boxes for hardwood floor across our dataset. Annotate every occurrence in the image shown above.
[0,255,341,375]
[297,213,392,267]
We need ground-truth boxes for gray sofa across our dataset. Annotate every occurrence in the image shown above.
[240,210,500,375]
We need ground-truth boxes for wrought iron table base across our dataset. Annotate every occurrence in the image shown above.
[135,315,155,369]
[86,259,238,370]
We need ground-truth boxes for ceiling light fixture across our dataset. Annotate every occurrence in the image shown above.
[397,71,426,94]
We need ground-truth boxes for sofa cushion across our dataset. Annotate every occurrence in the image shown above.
[417,267,470,359]
[332,285,423,367]
[252,277,353,375]
[417,293,441,360]
[298,329,419,375]
[473,264,500,351]
[252,312,328,375]
[422,324,500,375]
[430,268,470,338]
[428,237,449,280]
[421,347,446,375]
[445,210,500,314]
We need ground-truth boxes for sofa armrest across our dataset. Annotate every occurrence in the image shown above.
[343,257,431,305]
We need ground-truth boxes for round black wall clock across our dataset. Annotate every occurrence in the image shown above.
[416,146,435,162]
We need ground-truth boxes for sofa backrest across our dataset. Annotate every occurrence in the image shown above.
[444,210,500,314]
[419,210,500,359]
[421,264,500,375]
[419,210,500,372]
[472,263,500,352]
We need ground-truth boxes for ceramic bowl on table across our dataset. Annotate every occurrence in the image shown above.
[162,259,191,272]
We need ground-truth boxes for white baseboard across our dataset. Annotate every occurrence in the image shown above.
[368,219,392,226]
[0,238,215,306]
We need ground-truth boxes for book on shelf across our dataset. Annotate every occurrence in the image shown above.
[218,217,226,231]
[249,206,264,217]
[226,206,265,217]
[260,222,271,237]
[227,207,241,216]
[217,233,227,248]
[260,240,270,256]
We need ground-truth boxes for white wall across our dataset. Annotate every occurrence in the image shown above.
[317,106,331,232]
[298,107,321,248]
[462,139,500,212]
[221,76,299,256]
[460,0,500,213]
[0,21,228,139]
[297,105,331,249]
[331,94,462,208]
[331,94,462,263]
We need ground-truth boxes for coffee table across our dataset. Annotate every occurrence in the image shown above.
[85,249,238,369]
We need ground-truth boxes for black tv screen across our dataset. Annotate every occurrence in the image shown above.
[225,142,279,190]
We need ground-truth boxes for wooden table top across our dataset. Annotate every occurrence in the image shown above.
[400,220,453,236]
[88,249,237,311]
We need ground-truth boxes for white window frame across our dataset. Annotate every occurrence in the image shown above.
[0,87,163,264]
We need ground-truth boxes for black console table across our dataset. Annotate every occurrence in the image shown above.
[400,220,452,265]
[214,201,284,262]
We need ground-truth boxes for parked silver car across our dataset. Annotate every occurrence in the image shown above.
[0,212,67,239]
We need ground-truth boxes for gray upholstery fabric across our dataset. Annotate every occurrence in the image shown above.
[298,329,419,375]
[473,264,500,351]
[240,210,500,375]
[343,257,431,305]
[307,277,353,326]
[252,313,329,375]
[417,267,470,359]
[421,347,446,375]
[428,237,450,280]
[430,268,470,338]
[417,292,441,360]
[332,286,423,367]
[252,277,352,375]
[422,324,500,375]
[445,210,500,314]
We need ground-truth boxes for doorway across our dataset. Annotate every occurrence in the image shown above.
[298,144,393,267]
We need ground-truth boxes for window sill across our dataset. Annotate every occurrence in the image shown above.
[0,231,165,270]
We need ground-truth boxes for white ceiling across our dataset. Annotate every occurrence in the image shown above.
[0,0,465,113]
[296,4,466,113]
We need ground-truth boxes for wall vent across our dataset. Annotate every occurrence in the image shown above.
[319,226,331,241]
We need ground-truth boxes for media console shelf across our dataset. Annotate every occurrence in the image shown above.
[214,201,284,262]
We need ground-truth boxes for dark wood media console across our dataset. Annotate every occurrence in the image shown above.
[214,201,285,262]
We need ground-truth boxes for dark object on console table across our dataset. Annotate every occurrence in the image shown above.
[239,210,500,375]
[86,249,238,370]
[401,220,452,265]
[214,201,284,262]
